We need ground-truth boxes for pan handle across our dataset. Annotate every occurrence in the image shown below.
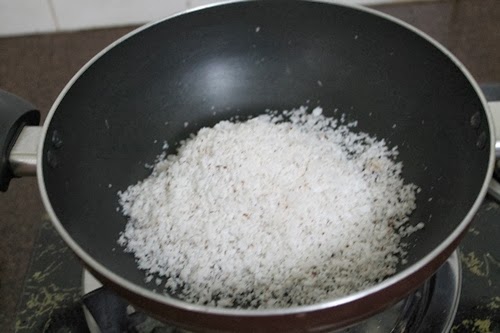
[489,101,500,158]
[0,90,40,191]
[482,84,500,158]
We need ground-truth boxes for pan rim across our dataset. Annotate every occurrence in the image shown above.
[37,0,495,317]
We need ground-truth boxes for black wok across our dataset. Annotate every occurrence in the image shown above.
[0,1,496,332]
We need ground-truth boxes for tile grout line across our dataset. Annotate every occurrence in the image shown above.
[47,0,60,31]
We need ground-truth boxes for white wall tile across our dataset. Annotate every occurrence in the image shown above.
[0,0,56,37]
[50,0,187,31]
[0,0,440,37]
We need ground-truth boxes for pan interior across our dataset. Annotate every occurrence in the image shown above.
[42,1,490,304]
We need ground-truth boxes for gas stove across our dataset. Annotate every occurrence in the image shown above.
[81,252,461,333]
[14,87,500,333]
[16,203,499,333]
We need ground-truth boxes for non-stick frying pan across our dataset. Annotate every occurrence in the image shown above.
[1,1,497,332]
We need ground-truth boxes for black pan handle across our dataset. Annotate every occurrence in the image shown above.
[490,102,500,158]
[0,90,40,191]
[481,84,500,158]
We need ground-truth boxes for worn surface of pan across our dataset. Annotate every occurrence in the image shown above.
[0,0,496,332]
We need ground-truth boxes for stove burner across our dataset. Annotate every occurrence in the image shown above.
[82,251,460,333]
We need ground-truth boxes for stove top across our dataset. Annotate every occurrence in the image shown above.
[81,252,461,333]
[14,200,500,333]
[15,176,500,333]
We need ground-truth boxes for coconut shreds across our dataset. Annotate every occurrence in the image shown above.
[118,106,421,309]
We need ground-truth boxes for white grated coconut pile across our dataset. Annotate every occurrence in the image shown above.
[118,106,422,309]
